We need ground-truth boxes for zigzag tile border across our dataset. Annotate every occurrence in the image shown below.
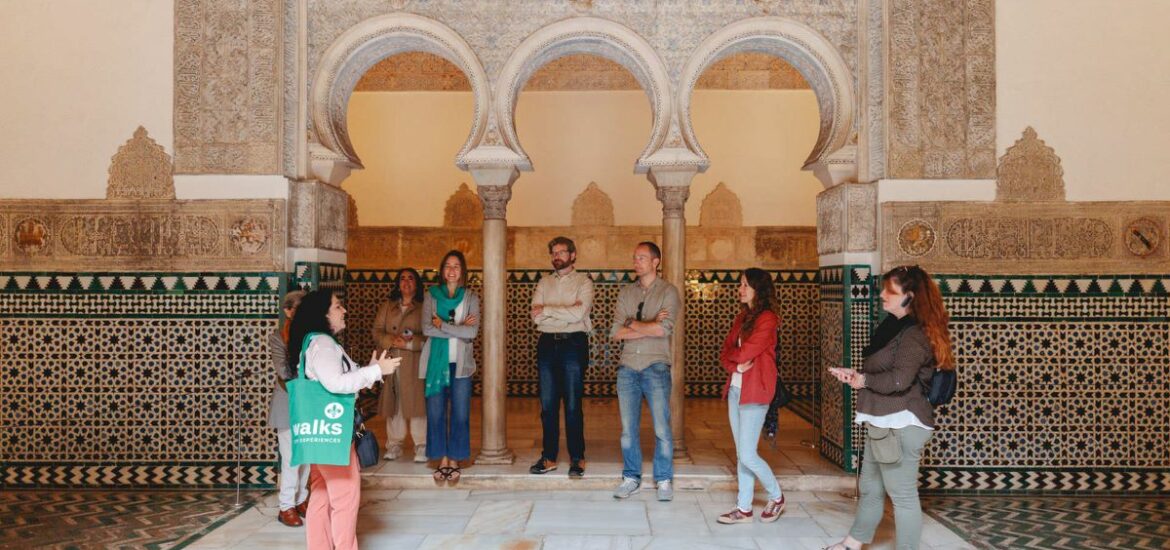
[1,463,276,489]
[0,272,282,294]
[920,468,1170,494]
[935,274,1170,296]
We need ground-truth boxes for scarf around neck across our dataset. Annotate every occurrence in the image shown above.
[424,285,466,397]
[862,313,917,358]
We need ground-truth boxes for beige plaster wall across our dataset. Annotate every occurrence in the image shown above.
[997,0,1170,200]
[0,0,174,198]
[344,90,824,227]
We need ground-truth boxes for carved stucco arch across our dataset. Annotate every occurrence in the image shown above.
[311,13,489,169]
[494,17,672,173]
[678,17,856,185]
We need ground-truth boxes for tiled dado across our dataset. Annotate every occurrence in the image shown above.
[343,269,821,409]
[0,272,284,488]
[818,266,874,473]
[922,274,1170,493]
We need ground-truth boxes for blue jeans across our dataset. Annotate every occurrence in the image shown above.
[617,362,673,482]
[537,332,588,462]
[728,386,782,511]
[425,363,472,461]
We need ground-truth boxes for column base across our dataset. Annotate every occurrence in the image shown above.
[475,447,515,465]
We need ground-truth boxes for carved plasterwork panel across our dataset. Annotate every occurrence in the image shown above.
[444,183,484,228]
[888,0,995,179]
[699,182,742,227]
[174,0,281,174]
[997,127,1065,202]
[882,202,1170,274]
[317,185,349,251]
[107,127,175,199]
[0,201,285,271]
[816,182,876,255]
[571,182,614,226]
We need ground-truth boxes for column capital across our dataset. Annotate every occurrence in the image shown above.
[467,162,521,220]
[648,164,700,220]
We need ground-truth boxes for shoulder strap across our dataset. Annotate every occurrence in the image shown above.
[297,332,334,380]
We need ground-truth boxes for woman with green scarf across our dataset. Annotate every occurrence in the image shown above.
[420,250,480,484]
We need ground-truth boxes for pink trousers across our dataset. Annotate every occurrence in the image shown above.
[306,448,361,550]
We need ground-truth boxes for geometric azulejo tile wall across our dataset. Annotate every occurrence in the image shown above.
[922,274,1170,493]
[0,272,283,488]
[343,269,820,411]
[818,265,874,474]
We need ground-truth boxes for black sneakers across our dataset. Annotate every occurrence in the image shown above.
[529,457,557,474]
[569,459,586,478]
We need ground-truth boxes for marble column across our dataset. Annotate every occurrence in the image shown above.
[472,166,520,465]
[649,166,699,461]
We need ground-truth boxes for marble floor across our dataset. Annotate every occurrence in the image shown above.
[361,397,847,488]
[184,488,976,550]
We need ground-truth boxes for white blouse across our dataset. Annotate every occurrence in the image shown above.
[304,335,382,394]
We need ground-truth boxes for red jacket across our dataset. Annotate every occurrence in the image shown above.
[719,310,780,404]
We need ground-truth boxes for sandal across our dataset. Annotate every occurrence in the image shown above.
[433,467,451,484]
[447,466,462,484]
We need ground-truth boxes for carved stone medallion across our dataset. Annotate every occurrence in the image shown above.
[1124,217,1162,257]
[230,218,271,255]
[897,219,936,257]
[14,218,49,255]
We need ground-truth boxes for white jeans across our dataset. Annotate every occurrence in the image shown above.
[276,428,310,511]
[386,410,427,451]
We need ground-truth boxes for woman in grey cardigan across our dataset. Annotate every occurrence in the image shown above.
[267,290,308,527]
[826,265,955,550]
[420,250,480,484]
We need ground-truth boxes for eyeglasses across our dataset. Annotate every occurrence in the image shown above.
[636,301,644,321]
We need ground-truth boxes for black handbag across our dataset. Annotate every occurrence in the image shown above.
[353,410,380,468]
[925,367,957,406]
[763,374,793,440]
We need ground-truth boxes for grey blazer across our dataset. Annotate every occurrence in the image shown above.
[267,330,291,429]
[419,289,480,379]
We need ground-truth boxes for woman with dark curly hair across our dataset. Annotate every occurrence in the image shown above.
[287,289,400,550]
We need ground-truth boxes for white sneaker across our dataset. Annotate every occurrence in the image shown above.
[413,445,427,463]
[656,480,674,501]
[613,477,641,499]
[383,444,402,461]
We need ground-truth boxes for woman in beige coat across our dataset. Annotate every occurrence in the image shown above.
[372,267,428,462]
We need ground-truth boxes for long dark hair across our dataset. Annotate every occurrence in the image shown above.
[883,265,954,371]
[738,268,778,340]
[390,267,424,303]
[438,250,468,293]
[286,289,337,379]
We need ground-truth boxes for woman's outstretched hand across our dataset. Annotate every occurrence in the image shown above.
[371,349,402,376]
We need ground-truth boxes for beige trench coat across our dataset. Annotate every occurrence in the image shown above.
[372,298,427,419]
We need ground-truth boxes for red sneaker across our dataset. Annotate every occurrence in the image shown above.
[760,495,785,522]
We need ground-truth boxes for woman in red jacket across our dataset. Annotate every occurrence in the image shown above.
[716,268,785,525]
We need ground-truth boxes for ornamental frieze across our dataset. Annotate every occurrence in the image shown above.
[0,201,285,271]
[882,202,1170,275]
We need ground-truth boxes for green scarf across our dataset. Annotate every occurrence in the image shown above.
[424,284,465,397]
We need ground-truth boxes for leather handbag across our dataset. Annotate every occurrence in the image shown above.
[353,410,380,468]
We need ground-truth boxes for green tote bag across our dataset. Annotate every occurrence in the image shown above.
[288,332,355,466]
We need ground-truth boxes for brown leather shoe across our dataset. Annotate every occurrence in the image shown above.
[295,499,309,518]
[278,508,303,527]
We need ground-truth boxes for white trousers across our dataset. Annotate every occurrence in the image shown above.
[276,428,310,511]
[386,410,427,450]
